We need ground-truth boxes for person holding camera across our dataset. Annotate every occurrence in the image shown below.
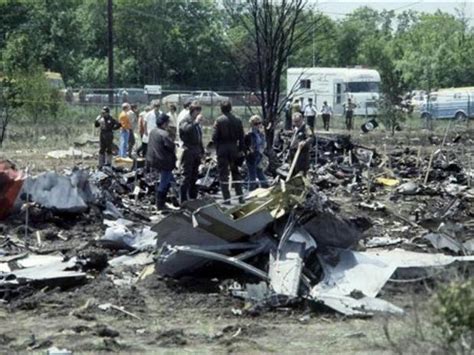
[212,101,245,204]
[94,106,121,168]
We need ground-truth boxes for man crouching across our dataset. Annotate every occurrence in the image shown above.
[146,113,176,211]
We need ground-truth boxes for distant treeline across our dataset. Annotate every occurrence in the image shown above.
[1,0,473,94]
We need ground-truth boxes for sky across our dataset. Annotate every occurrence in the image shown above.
[313,0,474,19]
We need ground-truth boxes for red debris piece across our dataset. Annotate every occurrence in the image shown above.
[0,160,25,220]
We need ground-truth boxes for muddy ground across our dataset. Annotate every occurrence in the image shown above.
[0,271,423,353]
[1,126,473,353]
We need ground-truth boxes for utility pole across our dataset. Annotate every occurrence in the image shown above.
[312,10,315,67]
[107,0,114,105]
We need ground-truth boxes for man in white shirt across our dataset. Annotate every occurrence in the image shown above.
[142,101,162,160]
[137,105,152,157]
[321,101,333,131]
[303,98,317,131]
[176,100,192,144]
[166,104,178,141]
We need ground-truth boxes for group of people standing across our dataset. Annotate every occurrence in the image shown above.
[285,97,357,132]
[146,101,270,210]
[95,100,273,211]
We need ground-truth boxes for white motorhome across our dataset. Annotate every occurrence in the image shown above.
[287,67,381,116]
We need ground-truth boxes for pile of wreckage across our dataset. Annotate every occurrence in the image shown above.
[1,132,473,317]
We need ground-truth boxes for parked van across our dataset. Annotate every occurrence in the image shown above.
[420,87,474,120]
[287,67,381,116]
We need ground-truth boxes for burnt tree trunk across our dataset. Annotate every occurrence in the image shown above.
[225,0,316,153]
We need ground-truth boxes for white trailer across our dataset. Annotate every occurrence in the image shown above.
[287,67,381,116]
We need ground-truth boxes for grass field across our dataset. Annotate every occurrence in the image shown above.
[2,103,468,150]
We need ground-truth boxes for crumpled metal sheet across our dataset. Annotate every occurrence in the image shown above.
[0,255,85,290]
[423,232,464,254]
[188,198,274,241]
[368,248,474,268]
[0,160,25,220]
[269,241,305,297]
[20,170,96,213]
[100,220,157,251]
[315,294,404,316]
[311,248,474,316]
[160,245,269,280]
[312,249,396,299]
[303,212,361,249]
[152,186,305,278]
[153,211,240,277]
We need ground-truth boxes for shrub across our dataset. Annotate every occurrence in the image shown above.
[433,279,474,345]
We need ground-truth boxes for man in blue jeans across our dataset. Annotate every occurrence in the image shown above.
[244,115,269,191]
[146,113,176,211]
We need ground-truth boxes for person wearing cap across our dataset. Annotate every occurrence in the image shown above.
[212,101,245,204]
[178,102,204,203]
[94,106,121,168]
[118,103,132,157]
[244,115,269,191]
[146,113,176,211]
[303,98,317,131]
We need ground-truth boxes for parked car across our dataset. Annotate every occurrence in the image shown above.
[118,88,148,104]
[85,91,109,104]
[162,93,195,106]
[191,91,230,106]
[85,88,148,105]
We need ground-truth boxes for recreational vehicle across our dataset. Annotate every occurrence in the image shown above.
[287,67,381,116]
[420,87,474,120]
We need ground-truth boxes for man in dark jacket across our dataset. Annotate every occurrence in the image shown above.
[212,101,245,204]
[179,102,204,203]
[289,112,314,177]
[146,113,176,211]
[95,106,121,168]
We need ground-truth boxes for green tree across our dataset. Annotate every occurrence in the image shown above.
[1,0,85,85]
[397,11,474,90]
[2,32,39,73]
[0,0,30,49]
[291,13,338,68]
[0,77,22,146]
[14,67,63,127]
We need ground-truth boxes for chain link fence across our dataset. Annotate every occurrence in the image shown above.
[64,88,268,123]
[2,86,473,148]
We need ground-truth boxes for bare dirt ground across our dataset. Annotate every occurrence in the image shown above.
[1,122,473,353]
